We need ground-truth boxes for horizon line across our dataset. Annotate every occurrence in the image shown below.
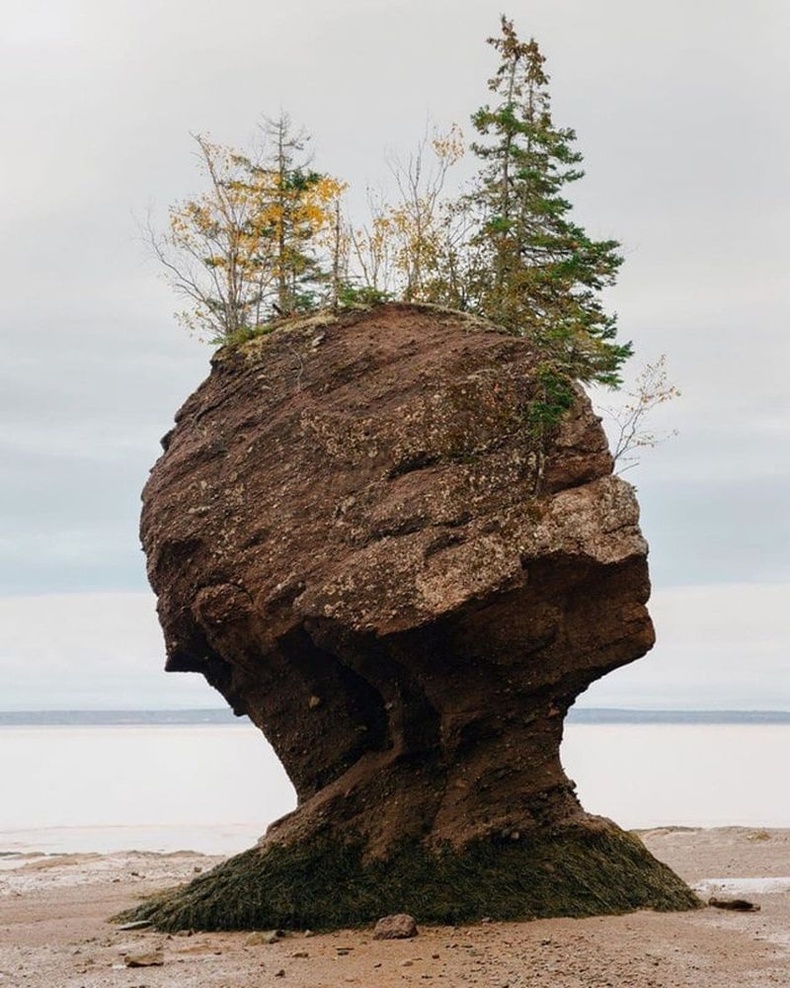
[1,707,789,726]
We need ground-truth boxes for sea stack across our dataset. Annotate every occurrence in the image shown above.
[135,303,698,930]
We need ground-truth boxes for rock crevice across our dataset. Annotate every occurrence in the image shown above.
[134,303,697,929]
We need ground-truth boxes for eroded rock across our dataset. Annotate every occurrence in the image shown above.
[135,303,697,929]
[123,948,164,967]
[373,914,418,939]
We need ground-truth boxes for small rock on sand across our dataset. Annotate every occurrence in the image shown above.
[123,949,164,967]
[245,930,284,945]
[373,914,418,940]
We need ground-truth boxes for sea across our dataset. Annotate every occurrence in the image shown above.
[2,709,789,856]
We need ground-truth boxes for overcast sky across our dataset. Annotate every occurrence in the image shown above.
[1,0,787,711]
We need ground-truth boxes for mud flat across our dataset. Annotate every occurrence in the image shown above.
[1,827,788,987]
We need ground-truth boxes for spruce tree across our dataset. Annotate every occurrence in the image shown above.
[151,115,344,342]
[466,17,631,388]
[256,114,331,316]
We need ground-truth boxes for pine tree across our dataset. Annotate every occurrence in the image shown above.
[253,114,336,316]
[466,17,631,388]
[150,116,344,342]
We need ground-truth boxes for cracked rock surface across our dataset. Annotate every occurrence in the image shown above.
[141,303,656,856]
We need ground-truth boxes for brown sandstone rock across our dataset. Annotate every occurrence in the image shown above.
[123,948,164,967]
[372,914,418,939]
[136,303,693,929]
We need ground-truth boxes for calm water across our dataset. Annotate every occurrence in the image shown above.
[1,721,788,854]
[561,723,790,829]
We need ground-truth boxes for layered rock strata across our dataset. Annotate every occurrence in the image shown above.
[134,304,697,929]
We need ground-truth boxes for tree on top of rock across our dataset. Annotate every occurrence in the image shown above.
[254,115,344,317]
[148,19,634,399]
[148,114,345,342]
[460,17,631,388]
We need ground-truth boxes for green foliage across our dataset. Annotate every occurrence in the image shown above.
[335,281,393,307]
[461,17,632,389]
[527,363,577,433]
[252,116,336,317]
[116,825,699,932]
[154,18,637,437]
[209,321,276,348]
[149,114,346,342]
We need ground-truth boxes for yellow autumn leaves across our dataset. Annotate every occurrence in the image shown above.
[150,115,467,342]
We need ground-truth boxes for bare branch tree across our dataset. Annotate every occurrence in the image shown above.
[599,355,681,473]
[383,124,465,300]
[144,121,344,342]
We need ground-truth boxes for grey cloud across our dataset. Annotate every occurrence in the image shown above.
[581,584,790,710]
[0,0,787,614]
[639,477,790,589]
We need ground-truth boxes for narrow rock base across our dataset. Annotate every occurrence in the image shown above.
[118,823,700,932]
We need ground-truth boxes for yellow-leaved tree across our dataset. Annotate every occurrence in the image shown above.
[347,125,466,304]
[148,114,345,342]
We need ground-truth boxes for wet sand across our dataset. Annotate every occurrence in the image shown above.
[1,827,788,987]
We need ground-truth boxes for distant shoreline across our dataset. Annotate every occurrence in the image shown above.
[1,708,789,726]
[0,709,241,726]
[568,708,790,725]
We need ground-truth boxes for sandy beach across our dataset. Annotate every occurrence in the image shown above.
[1,827,788,987]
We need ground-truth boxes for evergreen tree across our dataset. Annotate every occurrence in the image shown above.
[253,114,335,316]
[466,17,631,387]
[151,115,344,342]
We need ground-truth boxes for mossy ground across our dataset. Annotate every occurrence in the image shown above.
[116,826,700,932]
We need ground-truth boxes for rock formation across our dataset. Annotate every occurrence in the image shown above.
[133,303,698,930]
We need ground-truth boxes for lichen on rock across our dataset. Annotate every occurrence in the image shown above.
[132,303,698,930]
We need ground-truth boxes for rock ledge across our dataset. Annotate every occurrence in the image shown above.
[133,304,697,929]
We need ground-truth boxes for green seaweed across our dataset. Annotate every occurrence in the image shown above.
[115,825,700,932]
